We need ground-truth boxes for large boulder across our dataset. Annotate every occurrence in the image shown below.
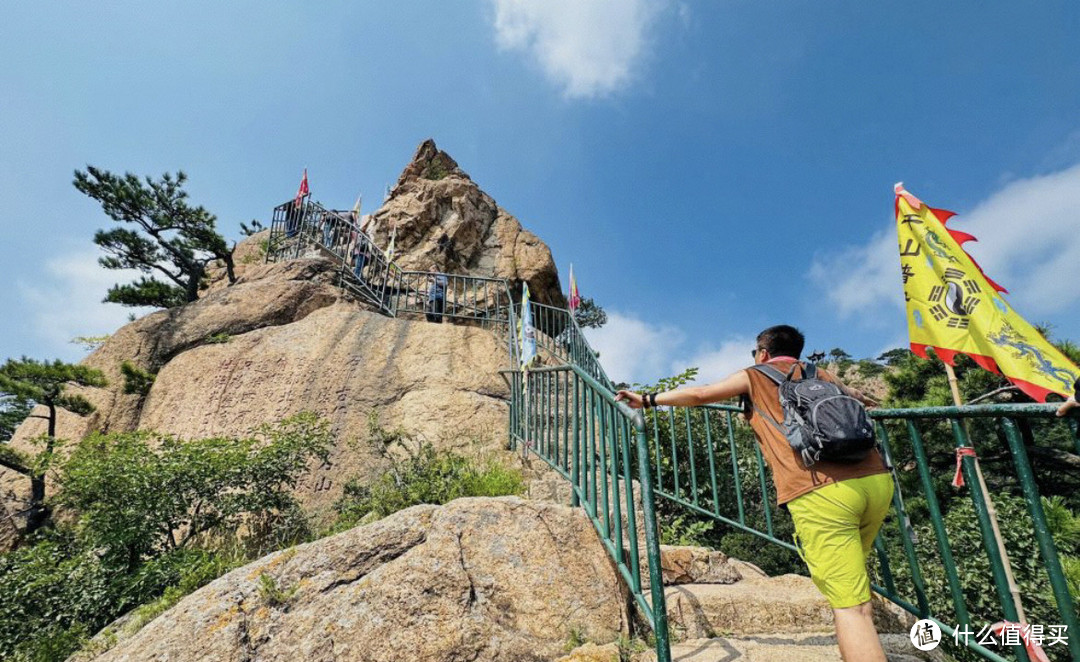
[135,301,511,514]
[7,256,344,446]
[0,252,512,540]
[365,139,566,308]
[80,497,629,662]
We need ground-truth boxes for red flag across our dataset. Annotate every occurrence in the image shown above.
[294,168,309,207]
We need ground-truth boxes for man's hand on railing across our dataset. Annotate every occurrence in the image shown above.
[1056,378,1080,417]
[614,390,644,409]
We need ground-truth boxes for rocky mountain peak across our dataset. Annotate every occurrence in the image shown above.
[392,138,469,190]
[368,140,566,307]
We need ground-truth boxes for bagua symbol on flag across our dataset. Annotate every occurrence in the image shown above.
[894,182,1080,401]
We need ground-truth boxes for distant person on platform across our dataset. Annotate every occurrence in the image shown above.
[616,325,893,662]
[351,232,370,283]
[1057,378,1080,417]
[321,211,336,248]
[426,270,448,323]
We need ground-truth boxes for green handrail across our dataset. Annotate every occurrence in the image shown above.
[505,364,671,662]
[643,400,1078,661]
[527,300,614,389]
[267,196,1079,661]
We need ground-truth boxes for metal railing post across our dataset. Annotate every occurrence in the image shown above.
[1001,417,1080,661]
[950,418,1030,662]
[633,411,671,662]
[904,419,969,625]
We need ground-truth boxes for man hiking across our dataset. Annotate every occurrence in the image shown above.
[616,325,893,662]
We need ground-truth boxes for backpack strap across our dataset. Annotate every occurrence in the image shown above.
[745,365,786,432]
[752,362,816,383]
[748,364,786,385]
[749,401,785,435]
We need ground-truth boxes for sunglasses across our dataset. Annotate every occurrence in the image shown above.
[751,347,763,358]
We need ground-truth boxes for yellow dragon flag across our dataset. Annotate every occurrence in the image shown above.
[894,183,1079,402]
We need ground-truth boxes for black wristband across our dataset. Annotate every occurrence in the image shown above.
[650,392,659,408]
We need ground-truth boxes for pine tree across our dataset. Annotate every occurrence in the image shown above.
[0,358,107,533]
[573,296,608,329]
[0,396,31,443]
[74,167,237,308]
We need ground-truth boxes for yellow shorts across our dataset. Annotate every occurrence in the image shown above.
[786,473,894,609]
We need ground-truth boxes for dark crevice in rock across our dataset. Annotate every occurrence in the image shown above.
[463,387,510,403]
[317,531,428,595]
[457,531,479,610]
[235,598,257,662]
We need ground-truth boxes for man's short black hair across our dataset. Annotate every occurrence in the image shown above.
[757,325,805,359]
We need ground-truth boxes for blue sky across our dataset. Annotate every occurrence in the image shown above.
[2,1,1079,385]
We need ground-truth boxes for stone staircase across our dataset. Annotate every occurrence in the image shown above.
[558,545,939,661]
[652,562,934,662]
[518,458,941,662]
[553,542,943,662]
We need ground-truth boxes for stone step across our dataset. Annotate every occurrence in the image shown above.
[659,544,766,586]
[638,633,942,662]
[665,574,914,639]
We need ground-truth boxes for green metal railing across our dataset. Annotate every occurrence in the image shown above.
[391,270,513,329]
[506,365,671,662]
[267,199,515,327]
[528,301,613,389]
[266,195,1079,661]
[643,400,1079,662]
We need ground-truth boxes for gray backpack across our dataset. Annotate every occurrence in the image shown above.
[748,363,875,467]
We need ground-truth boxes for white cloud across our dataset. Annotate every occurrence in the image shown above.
[583,311,684,385]
[955,163,1080,315]
[489,0,667,99]
[811,162,1080,322]
[18,250,152,361]
[674,337,757,385]
[809,229,903,319]
[583,310,753,386]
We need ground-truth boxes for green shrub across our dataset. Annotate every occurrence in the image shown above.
[0,533,106,660]
[257,573,298,608]
[335,443,524,526]
[421,155,452,180]
[0,414,332,661]
[119,361,155,396]
[876,493,1079,662]
[59,413,330,565]
[660,514,714,547]
[855,359,886,379]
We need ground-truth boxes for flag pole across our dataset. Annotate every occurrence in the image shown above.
[943,361,1029,624]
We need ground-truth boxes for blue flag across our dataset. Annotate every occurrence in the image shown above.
[519,282,537,370]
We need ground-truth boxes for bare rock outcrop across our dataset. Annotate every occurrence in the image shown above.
[135,301,511,514]
[659,545,765,585]
[365,139,566,307]
[1,249,512,539]
[81,497,628,662]
[8,256,343,446]
[2,140,571,544]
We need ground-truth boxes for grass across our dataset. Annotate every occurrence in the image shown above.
[564,624,588,652]
[333,414,524,529]
[257,573,298,608]
[334,442,524,528]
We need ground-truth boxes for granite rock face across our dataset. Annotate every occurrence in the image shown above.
[1,245,512,541]
[658,545,764,585]
[365,139,566,308]
[79,497,628,662]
